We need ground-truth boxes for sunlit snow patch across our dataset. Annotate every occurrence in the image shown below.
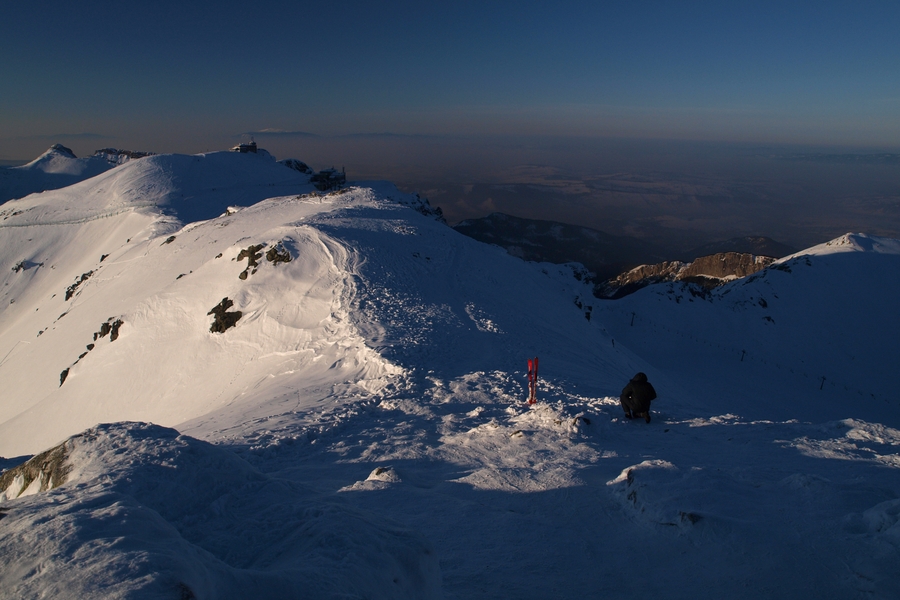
[341,466,403,492]
[779,418,900,467]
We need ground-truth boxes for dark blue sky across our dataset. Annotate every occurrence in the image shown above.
[2,1,899,159]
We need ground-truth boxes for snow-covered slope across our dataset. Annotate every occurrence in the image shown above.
[0,422,440,599]
[1,153,899,599]
[0,151,362,455]
[595,232,900,424]
[18,144,108,175]
[0,149,615,457]
[0,144,131,203]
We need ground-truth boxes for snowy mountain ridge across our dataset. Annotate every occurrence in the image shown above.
[784,231,900,257]
[596,232,900,423]
[0,144,156,204]
[0,161,409,456]
[1,149,899,599]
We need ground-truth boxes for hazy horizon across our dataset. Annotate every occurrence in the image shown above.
[3,1,899,252]
[5,134,899,253]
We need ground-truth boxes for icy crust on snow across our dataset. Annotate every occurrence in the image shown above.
[0,422,441,600]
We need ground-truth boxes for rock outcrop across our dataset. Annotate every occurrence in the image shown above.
[598,252,777,298]
[208,298,242,333]
[0,440,70,500]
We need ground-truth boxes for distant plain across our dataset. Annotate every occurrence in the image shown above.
[248,135,900,254]
[4,135,899,256]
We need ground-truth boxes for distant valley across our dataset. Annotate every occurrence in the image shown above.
[453,212,797,296]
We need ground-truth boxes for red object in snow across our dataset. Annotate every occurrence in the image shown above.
[527,357,539,404]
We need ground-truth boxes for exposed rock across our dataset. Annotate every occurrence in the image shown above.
[265,243,292,266]
[58,320,124,386]
[682,236,797,261]
[12,260,43,273]
[109,319,123,341]
[237,244,263,266]
[93,317,124,341]
[683,252,776,279]
[279,158,312,173]
[597,252,777,299]
[65,270,93,300]
[48,143,76,158]
[208,298,242,333]
[616,260,686,283]
[0,440,70,500]
[162,235,176,245]
[92,148,155,165]
[237,244,264,279]
[398,193,446,223]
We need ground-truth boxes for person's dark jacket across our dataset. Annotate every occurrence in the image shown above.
[620,372,657,414]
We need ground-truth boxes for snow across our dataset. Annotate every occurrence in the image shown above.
[0,422,440,599]
[1,150,899,599]
[594,238,900,424]
[0,145,122,204]
[783,232,900,258]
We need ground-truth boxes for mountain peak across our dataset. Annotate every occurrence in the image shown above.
[22,144,79,169]
[47,143,77,158]
[787,232,900,258]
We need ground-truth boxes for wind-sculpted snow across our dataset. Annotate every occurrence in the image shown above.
[0,422,440,599]
[0,185,402,456]
[217,366,900,599]
[2,151,900,599]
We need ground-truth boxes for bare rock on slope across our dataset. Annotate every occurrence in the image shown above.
[598,252,777,298]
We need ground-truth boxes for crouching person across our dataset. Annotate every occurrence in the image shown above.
[620,372,657,423]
